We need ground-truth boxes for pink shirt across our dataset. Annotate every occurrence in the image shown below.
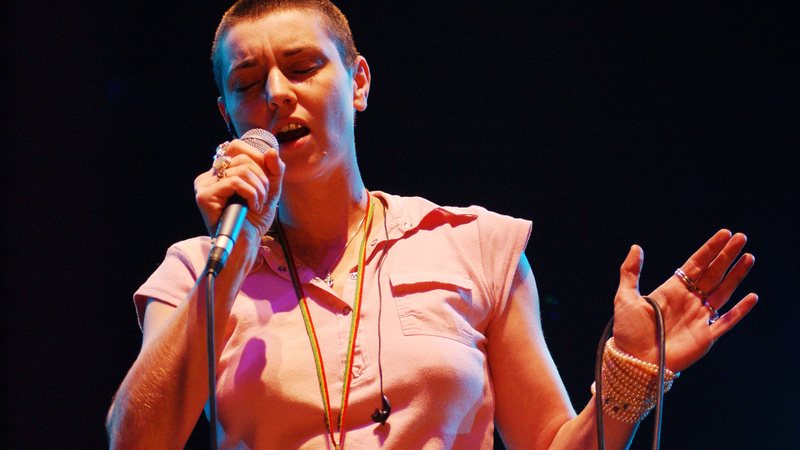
[134,192,531,449]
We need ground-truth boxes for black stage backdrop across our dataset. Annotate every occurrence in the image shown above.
[3,2,797,449]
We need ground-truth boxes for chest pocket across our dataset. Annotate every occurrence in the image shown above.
[389,272,477,346]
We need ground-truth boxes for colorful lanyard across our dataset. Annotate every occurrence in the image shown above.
[275,194,374,450]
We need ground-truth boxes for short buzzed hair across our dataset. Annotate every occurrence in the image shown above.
[211,0,359,95]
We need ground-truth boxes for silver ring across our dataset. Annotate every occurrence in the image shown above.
[694,286,709,299]
[674,268,709,299]
[212,141,232,179]
[212,155,231,179]
[674,268,696,287]
[703,301,720,324]
[215,141,230,158]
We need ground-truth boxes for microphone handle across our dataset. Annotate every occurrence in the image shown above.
[205,128,278,275]
[206,195,248,276]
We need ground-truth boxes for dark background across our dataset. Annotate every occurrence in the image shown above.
[3,1,797,449]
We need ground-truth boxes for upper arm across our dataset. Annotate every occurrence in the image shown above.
[488,254,575,449]
[140,298,179,349]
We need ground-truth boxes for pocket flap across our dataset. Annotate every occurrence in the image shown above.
[389,272,474,294]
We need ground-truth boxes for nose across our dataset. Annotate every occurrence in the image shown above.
[265,69,296,111]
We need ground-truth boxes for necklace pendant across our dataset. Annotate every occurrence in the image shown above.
[324,273,334,287]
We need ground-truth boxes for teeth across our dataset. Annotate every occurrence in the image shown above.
[278,123,303,133]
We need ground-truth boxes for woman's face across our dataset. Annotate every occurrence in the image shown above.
[216,10,369,183]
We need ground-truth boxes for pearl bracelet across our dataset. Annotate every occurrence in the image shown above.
[590,338,680,423]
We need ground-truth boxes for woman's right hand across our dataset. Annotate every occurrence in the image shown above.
[194,138,285,240]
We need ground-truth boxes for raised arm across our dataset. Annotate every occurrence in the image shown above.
[106,140,283,448]
[490,230,757,449]
[489,254,638,449]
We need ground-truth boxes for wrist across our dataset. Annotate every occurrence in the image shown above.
[591,337,679,423]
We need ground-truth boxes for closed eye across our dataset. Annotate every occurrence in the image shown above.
[292,63,320,77]
[234,82,259,93]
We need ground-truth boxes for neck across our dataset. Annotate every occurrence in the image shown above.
[278,165,368,255]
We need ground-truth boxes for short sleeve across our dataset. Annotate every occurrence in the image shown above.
[475,209,532,322]
[132,237,211,328]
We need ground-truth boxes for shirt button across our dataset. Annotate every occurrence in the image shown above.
[342,306,352,315]
[349,272,358,280]
[278,265,287,272]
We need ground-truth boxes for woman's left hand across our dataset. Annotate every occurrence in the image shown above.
[611,229,758,372]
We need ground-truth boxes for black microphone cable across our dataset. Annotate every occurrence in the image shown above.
[595,295,666,450]
[202,128,278,450]
[205,271,219,450]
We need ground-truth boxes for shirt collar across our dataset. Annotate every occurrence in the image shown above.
[371,191,478,241]
[256,191,479,274]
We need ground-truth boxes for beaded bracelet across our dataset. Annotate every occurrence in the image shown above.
[590,338,680,423]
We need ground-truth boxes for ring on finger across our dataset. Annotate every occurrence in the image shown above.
[703,300,720,324]
[674,268,709,299]
[674,268,697,289]
[693,286,709,299]
[215,141,230,158]
[212,155,232,179]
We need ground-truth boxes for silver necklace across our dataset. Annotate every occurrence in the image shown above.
[294,213,367,287]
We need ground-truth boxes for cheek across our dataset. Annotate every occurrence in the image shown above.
[323,85,355,130]
[230,96,269,127]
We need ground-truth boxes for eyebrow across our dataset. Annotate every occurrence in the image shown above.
[282,46,317,57]
[230,59,258,73]
[228,46,322,74]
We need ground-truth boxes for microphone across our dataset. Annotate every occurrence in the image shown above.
[206,128,279,276]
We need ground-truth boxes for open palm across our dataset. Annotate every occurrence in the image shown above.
[611,229,758,372]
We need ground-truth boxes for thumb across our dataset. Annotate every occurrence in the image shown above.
[618,244,644,293]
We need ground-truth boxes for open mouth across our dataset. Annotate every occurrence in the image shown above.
[275,123,310,144]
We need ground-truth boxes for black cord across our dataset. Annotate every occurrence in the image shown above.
[594,315,615,450]
[206,271,219,450]
[595,296,666,450]
[642,296,666,450]
[272,210,307,302]
[371,204,392,424]
[376,222,387,397]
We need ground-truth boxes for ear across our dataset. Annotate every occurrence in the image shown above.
[217,96,231,126]
[352,55,371,112]
[217,96,237,138]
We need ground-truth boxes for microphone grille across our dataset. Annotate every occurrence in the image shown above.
[240,128,279,153]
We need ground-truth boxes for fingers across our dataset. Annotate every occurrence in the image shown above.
[695,232,748,292]
[707,253,755,310]
[261,146,285,203]
[681,229,732,281]
[671,229,757,329]
[215,139,275,208]
[226,137,270,160]
[226,167,266,208]
[618,245,644,293]
[229,138,284,211]
[204,156,267,210]
[195,138,283,233]
[676,229,755,307]
[709,293,759,341]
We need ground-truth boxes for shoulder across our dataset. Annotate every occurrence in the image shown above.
[142,235,213,282]
[169,235,212,253]
[132,236,211,328]
[373,190,531,233]
[163,236,212,272]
